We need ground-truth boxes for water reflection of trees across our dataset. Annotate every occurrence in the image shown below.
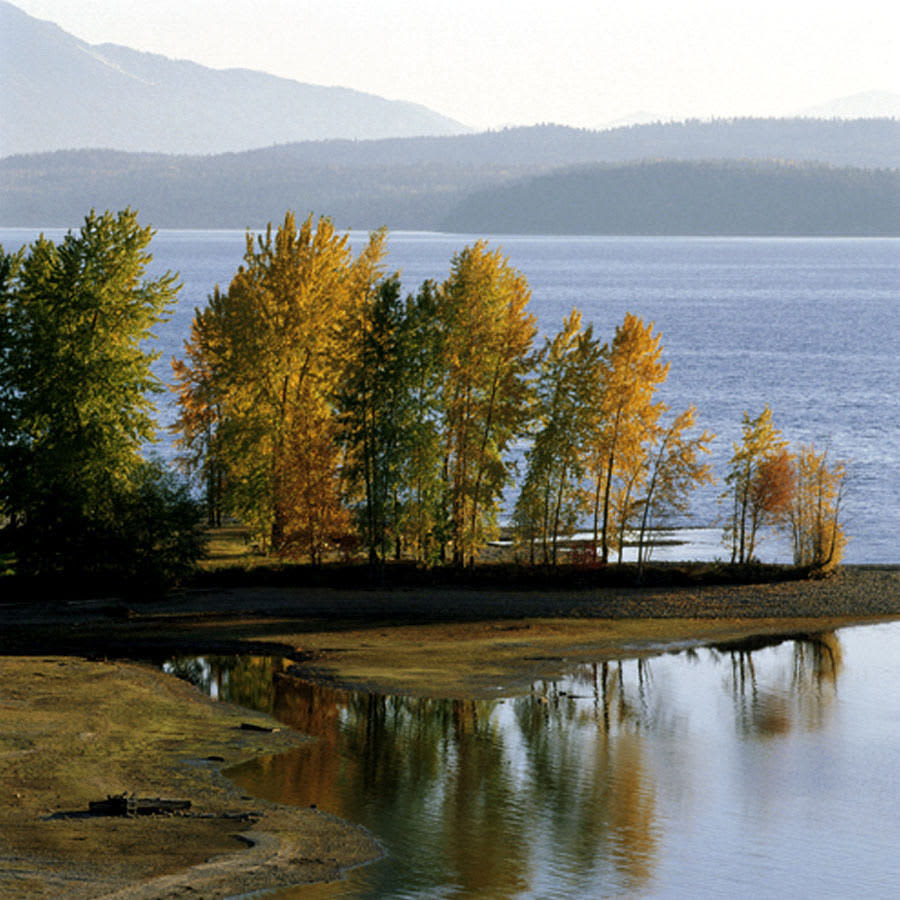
[164,654,288,712]
[214,661,660,898]
[711,632,842,738]
[165,631,842,897]
[514,662,659,892]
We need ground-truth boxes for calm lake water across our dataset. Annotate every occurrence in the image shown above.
[167,619,900,899]
[2,229,897,563]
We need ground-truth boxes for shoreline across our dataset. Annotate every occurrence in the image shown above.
[0,657,380,900]
[3,564,900,897]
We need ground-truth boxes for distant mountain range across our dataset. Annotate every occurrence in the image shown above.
[2,0,898,235]
[0,0,469,157]
[2,120,898,233]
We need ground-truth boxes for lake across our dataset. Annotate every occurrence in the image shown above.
[166,619,900,899]
[1,229,897,563]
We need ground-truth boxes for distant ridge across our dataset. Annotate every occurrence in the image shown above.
[3,146,898,234]
[439,160,900,236]
[107,117,897,169]
[0,0,469,156]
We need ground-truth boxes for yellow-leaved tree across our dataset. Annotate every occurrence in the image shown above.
[172,212,386,561]
[788,444,847,571]
[588,314,669,563]
[634,405,715,577]
[439,241,536,566]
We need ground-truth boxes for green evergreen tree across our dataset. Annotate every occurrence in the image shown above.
[337,275,446,566]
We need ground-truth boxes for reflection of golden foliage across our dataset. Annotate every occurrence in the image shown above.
[749,693,791,736]
[608,731,658,888]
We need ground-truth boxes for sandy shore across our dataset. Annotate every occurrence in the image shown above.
[0,656,379,900]
[2,564,899,897]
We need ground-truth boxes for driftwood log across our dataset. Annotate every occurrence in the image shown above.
[88,793,191,816]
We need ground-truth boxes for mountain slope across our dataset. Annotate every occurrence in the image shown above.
[156,118,900,170]
[0,0,468,156]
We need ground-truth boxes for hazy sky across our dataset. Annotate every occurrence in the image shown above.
[12,0,900,129]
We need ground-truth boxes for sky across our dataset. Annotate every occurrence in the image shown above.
[11,0,900,130]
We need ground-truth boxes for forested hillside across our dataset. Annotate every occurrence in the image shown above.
[2,117,899,232]
[3,149,898,235]
[0,148,521,228]
[439,160,900,236]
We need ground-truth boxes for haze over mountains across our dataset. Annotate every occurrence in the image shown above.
[0,0,468,157]
[2,1,898,235]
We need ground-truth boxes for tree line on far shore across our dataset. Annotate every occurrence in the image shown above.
[0,209,847,592]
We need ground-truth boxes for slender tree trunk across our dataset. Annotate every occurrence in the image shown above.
[591,472,603,564]
[601,452,615,564]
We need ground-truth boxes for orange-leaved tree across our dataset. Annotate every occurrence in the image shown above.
[722,405,791,563]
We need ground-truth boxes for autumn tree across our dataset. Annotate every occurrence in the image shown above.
[634,406,715,578]
[1,209,203,586]
[172,212,387,561]
[788,444,847,571]
[722,405,790,563]
[514,308,603,565]
[439,241,536,566]
[588,314,669,563]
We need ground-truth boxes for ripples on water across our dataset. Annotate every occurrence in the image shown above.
[167,621,900,899]
[2,230,897,562]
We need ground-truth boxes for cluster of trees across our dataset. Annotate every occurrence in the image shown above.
[175,213,848,572]
[0,208,849,593]
[513,310,715,573]
[173,214,540,567]
[0,209,205,590]
[723,406,847,571]
[173,212,719,570]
